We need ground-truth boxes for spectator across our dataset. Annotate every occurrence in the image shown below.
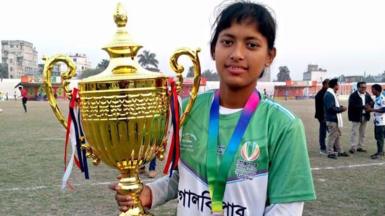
[324,78,349,159]
[347,81,373,154]
[314,79,329,155]
[366,84,385,159]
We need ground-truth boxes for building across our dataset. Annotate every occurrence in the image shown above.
[343,75,364,83]
[1,40,38,78]
[303,64,327,82]
[38,63,61,78]
[69,53,91,77]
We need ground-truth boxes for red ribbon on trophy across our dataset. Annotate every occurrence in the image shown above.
[62,88,89,190]
[163,78,181,176]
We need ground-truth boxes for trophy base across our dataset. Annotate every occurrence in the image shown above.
[119,209,153,216]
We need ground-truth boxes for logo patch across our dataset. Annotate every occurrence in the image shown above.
[181,133,197,152]
[240,141,260,161]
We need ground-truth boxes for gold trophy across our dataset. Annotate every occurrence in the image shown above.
[43,3,201,216]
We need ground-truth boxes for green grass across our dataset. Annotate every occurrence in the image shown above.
[0,99,384,216]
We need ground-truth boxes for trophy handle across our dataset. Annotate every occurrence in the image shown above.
[169,48,201,126]
[43,54,77,129]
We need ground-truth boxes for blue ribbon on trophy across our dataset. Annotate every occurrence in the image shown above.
[164,78,181,176]
[62,88,89,190]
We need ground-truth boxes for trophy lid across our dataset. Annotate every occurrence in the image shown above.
[80,2,165,83]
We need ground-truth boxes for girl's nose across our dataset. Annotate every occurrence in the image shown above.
[230,44,245,61]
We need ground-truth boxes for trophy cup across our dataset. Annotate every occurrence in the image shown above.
[43,3,201,216]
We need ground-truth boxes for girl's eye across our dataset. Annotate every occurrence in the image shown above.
[220,39,233,47]
[247,42,259,49]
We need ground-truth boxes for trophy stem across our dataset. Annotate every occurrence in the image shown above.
[118,169,152,216]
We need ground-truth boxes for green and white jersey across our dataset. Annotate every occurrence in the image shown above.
[176,91,315,216]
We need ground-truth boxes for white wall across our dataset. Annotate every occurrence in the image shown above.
[0,79,21,100]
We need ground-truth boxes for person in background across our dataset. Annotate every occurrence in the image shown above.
[314,79,329,155]
[347,81,373,154]
[263,88,267,98]
[18,86,28,112]
[323,78,349,159]
[139,158,157,178]
[366,84,385,159]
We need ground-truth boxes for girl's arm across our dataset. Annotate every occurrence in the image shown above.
[147,170,180,208]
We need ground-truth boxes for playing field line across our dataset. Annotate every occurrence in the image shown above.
[1,162,384,192]
[311,162,385,171]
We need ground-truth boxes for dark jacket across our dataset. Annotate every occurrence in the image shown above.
[324,90,344,123]
[315,88,327,121]
[348,91,373,122]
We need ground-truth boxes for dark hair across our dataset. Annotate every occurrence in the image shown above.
[210,1,276,58]
[372,84,382,92]
[357,81,366,88]
[328,78,339,88]
[322,79,329,86]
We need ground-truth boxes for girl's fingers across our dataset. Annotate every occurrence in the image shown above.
[108,183,118,191]
[119,206,128,212]
[116,194,133,203]
[117,200,134,206]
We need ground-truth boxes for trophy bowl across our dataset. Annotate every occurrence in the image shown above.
[43,3,201,216]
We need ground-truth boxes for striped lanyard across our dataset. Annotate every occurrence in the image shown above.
[207,90,260,214]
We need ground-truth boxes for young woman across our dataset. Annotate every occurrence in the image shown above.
[111,2,315,215]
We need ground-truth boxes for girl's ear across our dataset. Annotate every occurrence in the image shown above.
[266,48,276,66]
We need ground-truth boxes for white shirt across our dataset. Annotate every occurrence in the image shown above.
[373,94,385,126]
[359,92,365,106]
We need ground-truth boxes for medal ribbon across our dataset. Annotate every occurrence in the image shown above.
[207,90,260,214]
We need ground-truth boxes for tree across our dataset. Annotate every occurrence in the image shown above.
[97,59,109,70]
[79,68,103,79]
[381,71,385,82]
[0,63,8,79]
[364,75,376,83]
[186,66,194,77]
[78,59,109,79]
[202,69,219,81]
[137,50,159,72]
[277,66,291,81]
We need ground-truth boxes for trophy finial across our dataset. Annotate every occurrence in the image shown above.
[114,2,127,27]
[103,2,142,63]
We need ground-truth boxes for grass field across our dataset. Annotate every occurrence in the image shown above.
[0,99,384,216]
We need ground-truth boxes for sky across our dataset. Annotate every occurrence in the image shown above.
[1,0,385,80]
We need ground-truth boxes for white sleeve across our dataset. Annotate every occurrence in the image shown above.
[264,202,304,216]
[147,96,182,208]
[147,170,179,208]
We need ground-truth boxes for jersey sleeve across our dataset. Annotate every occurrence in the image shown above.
[147,170,179,208]
[267,118,316,204]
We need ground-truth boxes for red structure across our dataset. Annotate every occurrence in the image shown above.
[180,77,207,99]
[274,80,319,99]
[274,80,385,99]
[17,75,65,100]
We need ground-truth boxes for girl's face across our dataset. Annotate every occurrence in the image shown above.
[214,21,276,90]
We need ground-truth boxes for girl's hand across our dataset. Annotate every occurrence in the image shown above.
[109,182,153,212]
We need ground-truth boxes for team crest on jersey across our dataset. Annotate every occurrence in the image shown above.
[240,141,260,161]
[181,133,197,143]
[181,133,197,152]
